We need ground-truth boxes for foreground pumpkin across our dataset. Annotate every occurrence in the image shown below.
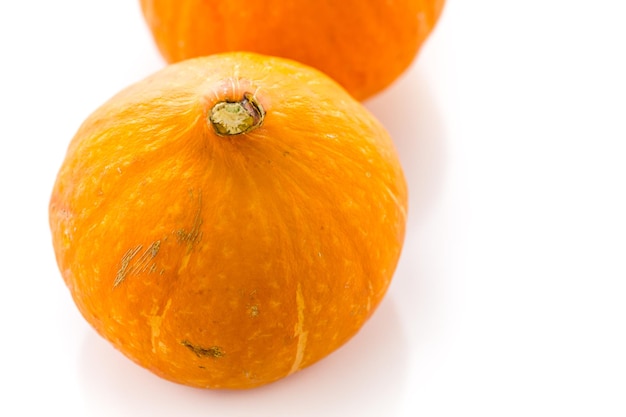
[139,0,445,101]
[49,52,408,389]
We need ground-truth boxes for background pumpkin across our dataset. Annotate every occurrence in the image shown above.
[139,0,445,101]
[49,52,408,389]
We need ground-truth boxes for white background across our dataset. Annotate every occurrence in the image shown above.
[1,1,625,415]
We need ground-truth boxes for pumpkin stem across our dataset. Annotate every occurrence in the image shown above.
[209,92,264,136]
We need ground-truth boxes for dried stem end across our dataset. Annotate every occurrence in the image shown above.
[209,92,265,136]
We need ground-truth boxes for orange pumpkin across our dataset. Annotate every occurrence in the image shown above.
[49,52,408,389]
[139,0,445,100]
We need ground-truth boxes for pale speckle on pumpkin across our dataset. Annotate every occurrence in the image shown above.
[248,304,260,317]
[288,283,308,374]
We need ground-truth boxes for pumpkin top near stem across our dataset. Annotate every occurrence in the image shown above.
[209,92,265,136]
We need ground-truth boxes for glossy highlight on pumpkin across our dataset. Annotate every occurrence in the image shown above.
[139,0,445,100]
[49,53,408,389]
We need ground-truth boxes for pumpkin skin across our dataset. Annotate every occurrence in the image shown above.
[49,52,408,389]
[139,0,445,101]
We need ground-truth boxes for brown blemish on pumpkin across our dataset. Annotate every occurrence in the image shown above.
[246,290,259,317]
[113,240,161,288]
[130,240,161,274]
[113,244,142,287]
[177,192,203,247]
[181,340,225,358]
